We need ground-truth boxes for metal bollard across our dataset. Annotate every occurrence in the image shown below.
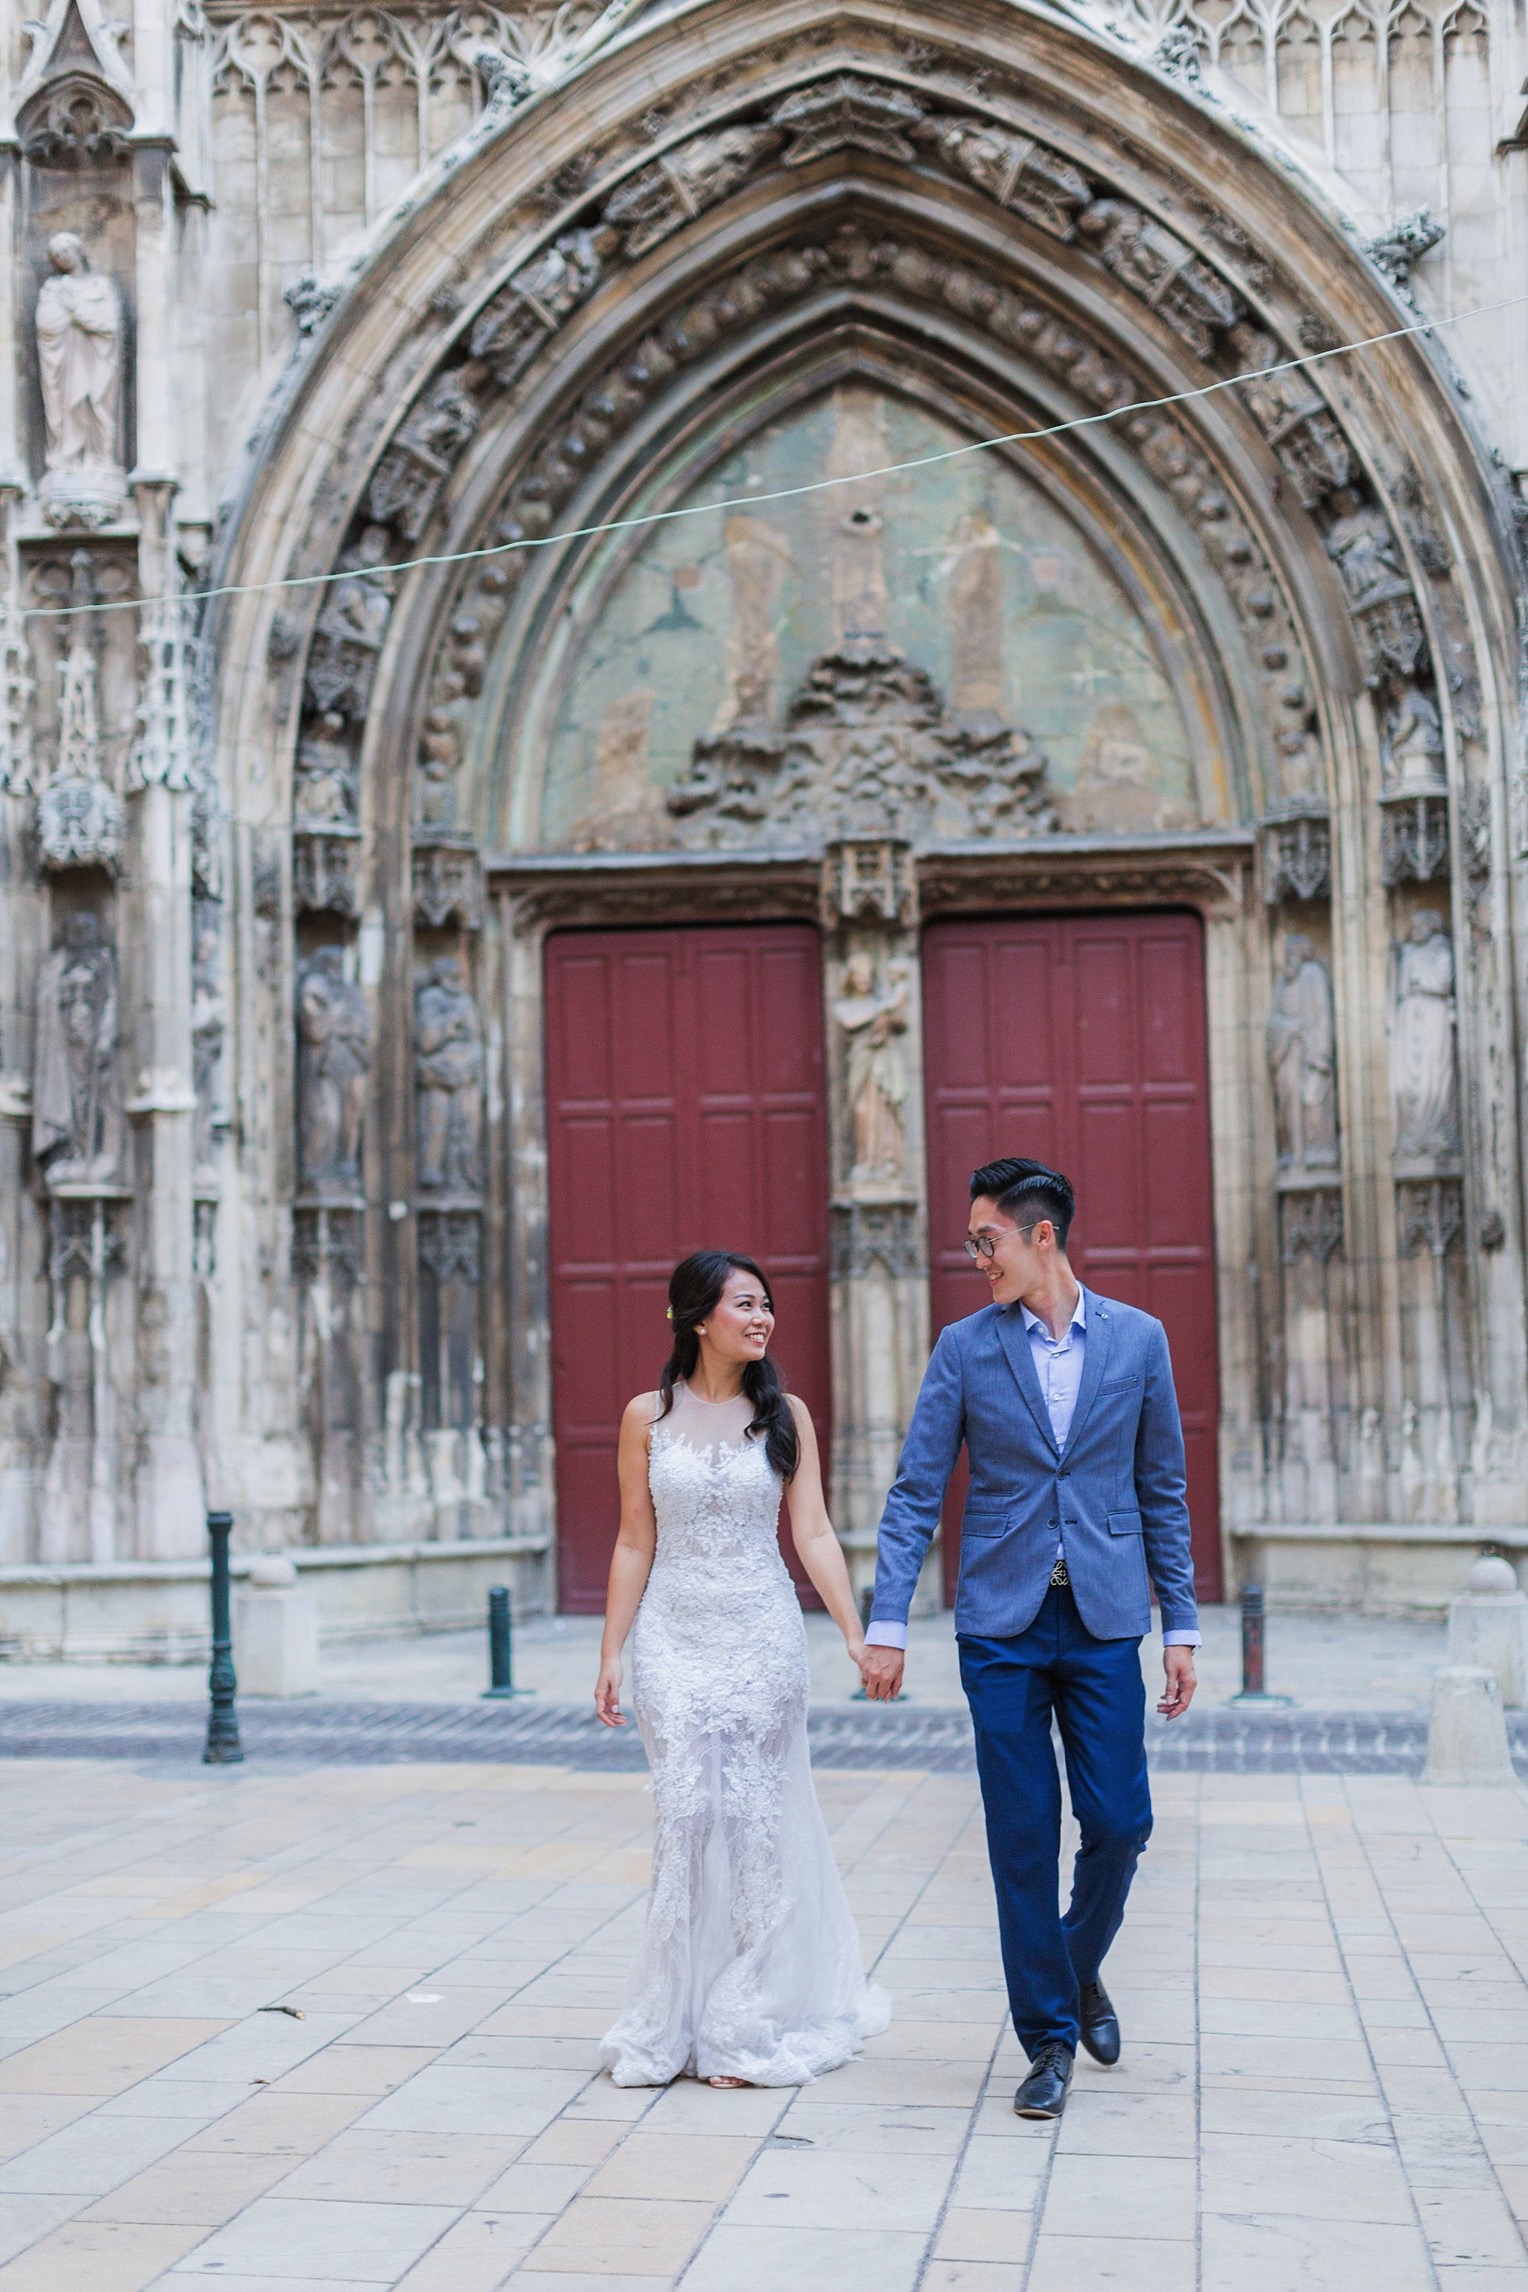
[482,1584,533,1699]
[203,1511,245,1765]
[1228,1582,1293,1707]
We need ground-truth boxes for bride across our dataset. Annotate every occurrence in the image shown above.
[595,1249,891,2088]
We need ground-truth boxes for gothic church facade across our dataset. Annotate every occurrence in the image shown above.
[1,0,1525,1652]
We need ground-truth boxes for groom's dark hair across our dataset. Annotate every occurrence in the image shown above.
[970,1157,1076,1249]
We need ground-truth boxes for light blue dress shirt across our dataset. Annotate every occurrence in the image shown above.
[865,1280,1200,1650]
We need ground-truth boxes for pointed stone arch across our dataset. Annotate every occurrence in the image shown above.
[203,0,1526,1585]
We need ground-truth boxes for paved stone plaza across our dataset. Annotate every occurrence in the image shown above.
[0,1745,1525,2291]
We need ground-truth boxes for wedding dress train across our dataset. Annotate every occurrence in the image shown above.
[599,1385,891,2087]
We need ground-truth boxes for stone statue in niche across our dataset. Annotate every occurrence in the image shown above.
[414,956,484,1194]
[1382,683,1446,792]
[32,912,123,1182]
[191,909,226,1175]
[835,954,910,1183]
[1392,910,1459,1163]
[296,948,371,1195]
[1266,935,1339,1173]
[293,712,357,825]
[35,234,126,528]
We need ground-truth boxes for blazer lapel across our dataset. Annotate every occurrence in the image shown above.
[1063,1288,1114,1452]
[994,1306,1060,1456]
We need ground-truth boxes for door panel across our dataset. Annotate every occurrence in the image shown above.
[922,912,1222,1604]
[546,924,832,1614]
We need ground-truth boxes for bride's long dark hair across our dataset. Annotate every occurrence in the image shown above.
[657,1250,799,1481]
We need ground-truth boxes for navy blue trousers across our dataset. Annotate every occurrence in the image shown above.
[959,1585,1153,2057]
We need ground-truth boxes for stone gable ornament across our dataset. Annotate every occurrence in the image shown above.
[35,233,126,529]
[667,638,1054,850]
[38,549,122,872]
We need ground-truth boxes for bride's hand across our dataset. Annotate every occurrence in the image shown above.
[594,1656,625,1728]
[844,1634,866,1668]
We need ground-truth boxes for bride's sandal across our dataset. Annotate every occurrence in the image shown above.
[707,2075,749,2088]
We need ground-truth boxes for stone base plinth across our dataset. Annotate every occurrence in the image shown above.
[1229,1524,1528,1619]
[0,1537,552,1664]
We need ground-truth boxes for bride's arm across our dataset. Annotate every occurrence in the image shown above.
[594,1396,659,1728]
[783,1399,864,1663]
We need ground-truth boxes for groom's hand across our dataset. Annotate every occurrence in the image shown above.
[859,1645,904,1701]
[1158,1645,1196,1720]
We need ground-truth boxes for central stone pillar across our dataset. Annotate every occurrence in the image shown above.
[820,840,937,1614]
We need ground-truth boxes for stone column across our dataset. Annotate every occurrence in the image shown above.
[820,840,935,1611]
[0,482,37,1559]
[124,482,203,1556]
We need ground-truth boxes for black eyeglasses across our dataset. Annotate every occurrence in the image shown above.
[963,1225,1038,1261]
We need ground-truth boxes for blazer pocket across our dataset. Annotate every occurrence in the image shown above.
[1098,1378,1137,1395]
[1107,1510,1144,1536]
[960,1509,1010,1539]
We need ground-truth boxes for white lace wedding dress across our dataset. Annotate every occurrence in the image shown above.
[600,1384,891,2087]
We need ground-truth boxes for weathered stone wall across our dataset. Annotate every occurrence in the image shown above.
[1,0,1525,1641]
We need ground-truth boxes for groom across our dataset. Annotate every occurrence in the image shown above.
[859,1157,1199,2119]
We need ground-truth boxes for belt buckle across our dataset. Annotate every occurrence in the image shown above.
[1050,1554,1070,1588]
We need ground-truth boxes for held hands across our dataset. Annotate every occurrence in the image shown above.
[1158,1644,1197,1720]
[594,1655,625,1728]
[857,1643,904,1702]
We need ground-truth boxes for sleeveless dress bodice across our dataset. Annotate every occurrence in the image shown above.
[598,1385,890,2087]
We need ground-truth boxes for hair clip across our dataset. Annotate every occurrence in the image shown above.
[665,1307,673,1322]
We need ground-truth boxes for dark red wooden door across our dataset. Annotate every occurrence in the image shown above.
[922,912,1222,1603]
[545,924,832,1613]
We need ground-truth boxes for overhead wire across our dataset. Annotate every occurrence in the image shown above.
[19,285,1528,624]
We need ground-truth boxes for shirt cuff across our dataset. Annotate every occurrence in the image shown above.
[1163,1630,1201,1647]
[863,1621,907,1649]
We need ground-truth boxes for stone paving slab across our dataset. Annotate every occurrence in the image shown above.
[0,1697,1525,1774]
[0,1755,1522,2289]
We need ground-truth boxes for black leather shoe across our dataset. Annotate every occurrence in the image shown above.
[1014,2039,1074,2119]
[1078,1979,1121,2066]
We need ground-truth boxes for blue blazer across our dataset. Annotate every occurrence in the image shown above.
[872,1288,1199,1643]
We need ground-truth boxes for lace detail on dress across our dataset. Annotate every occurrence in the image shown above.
[598,1386,891,2087]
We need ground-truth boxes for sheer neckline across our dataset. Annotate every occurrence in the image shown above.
[657,1382,758,1454]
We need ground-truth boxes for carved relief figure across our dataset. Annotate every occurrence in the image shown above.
[32,912,123,1180]
[1267,935,1339,1172]
[1392,910,1459,1162]
[35,234,125,525]
[414,956,484,1194]
[296,948,371,1193]
[304,527,395,719]
[835,954,910,1181]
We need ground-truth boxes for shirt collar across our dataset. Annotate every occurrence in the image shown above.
[1019,1286,1086,1342]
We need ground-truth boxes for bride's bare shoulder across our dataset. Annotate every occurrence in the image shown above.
[621,1390,664,1430]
